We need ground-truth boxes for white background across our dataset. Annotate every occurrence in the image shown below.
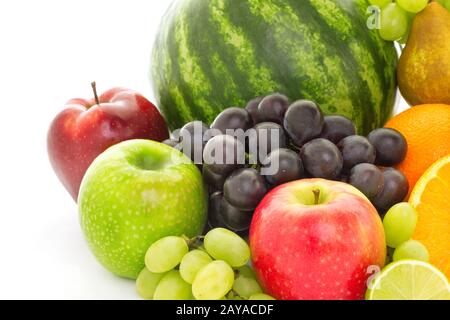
[0,0,408,299]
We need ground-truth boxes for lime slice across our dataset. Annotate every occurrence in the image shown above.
[366,260,450,300]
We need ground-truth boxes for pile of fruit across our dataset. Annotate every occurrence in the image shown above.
[163,94,409,235]
[383,203,426,261]
[372,1,450,106]
[137,228,274,300]
[47,0,450,300]
[369,202,449,300]
[372,0,449,42]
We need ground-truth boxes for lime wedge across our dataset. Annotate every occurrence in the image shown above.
[366,260,450,300]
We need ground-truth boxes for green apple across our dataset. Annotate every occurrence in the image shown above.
[78,139,207,279]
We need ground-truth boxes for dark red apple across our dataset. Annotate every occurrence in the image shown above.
[48,83,169,201]
[250,178,386,300]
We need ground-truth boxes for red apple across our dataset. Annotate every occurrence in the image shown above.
[250,178,386,300]
[48,83,169,201]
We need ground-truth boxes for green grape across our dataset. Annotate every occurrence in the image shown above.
[136,268,165,300]
[383,202,418,248]
[368,0,392,8]
[233,275,263,299]
[204,228,250,267]
[192,260,234,300]
[145,236,188,273]
[379,3,409,41]
[235,265,257,279]
[179,249,213,284]
[436,0,450,11]
[393,240,429,262]
[249,293,276,300]
[397,0,428,13]
[153,270,193,300]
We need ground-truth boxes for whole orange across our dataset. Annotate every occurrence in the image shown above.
[385,104,450,198]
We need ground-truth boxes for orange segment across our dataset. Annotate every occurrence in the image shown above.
[410,155,450,279]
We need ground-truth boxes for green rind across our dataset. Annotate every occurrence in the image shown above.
[151,0,398,134]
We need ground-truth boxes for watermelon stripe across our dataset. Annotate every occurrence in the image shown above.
[352,0,398,124]
[182,1,239,115]
[287,0,376,132]
[337,0,398,126]
[184,0,254,110]
[207,0,278,100]
[304,0,396,131]
[238,0,370,131]
[224,1,293,96]
[170,7,212,123]
[353,0,398,123]
[152,1,188,128]
[299,0,376,129]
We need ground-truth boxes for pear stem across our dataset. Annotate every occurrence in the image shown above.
[313,189,321,205]
[91,82,100,106]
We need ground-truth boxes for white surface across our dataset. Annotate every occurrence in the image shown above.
[0,0,409,299]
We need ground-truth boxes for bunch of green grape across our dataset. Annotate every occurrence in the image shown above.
[136,228,275,300]
[383,202,429,263]
[369,0,449,43]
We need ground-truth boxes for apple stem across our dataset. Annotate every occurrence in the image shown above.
[313,189,321,205]
[91,81,100,106]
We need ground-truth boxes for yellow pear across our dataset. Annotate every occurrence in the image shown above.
[398,2,450,106]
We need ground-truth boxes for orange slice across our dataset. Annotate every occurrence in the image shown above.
[409,155,450,279]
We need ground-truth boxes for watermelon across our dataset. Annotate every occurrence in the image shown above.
[151,0,398,134]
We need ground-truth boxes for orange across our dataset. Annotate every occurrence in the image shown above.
[409,155,450,279]
[385,104,450,197]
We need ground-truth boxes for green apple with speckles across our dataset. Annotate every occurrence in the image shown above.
[78,139,208,279]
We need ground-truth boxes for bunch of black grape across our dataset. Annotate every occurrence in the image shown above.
[164,94,409,234]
